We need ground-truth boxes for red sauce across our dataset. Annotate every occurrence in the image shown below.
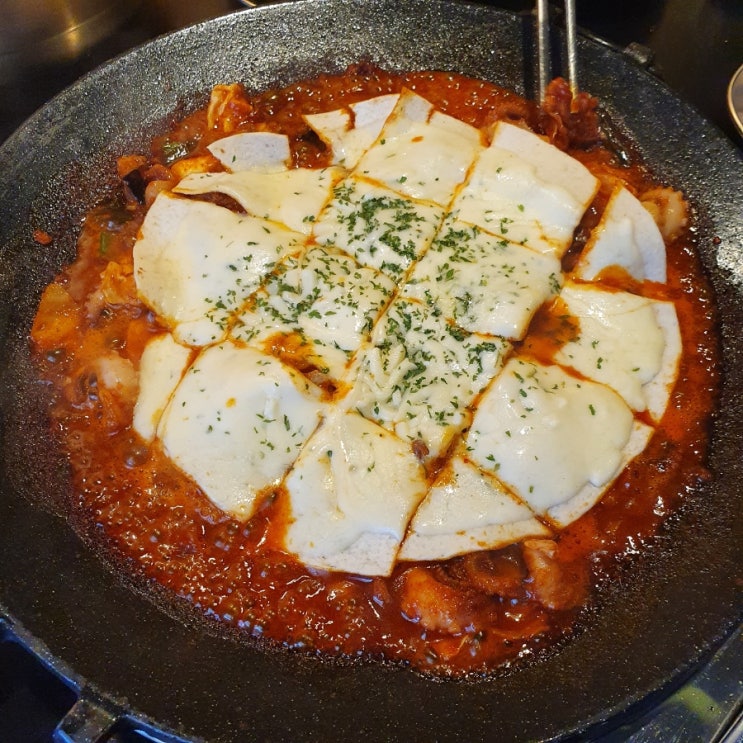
[30,66,719,677]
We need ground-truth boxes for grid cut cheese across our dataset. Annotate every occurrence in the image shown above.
[575,184,667,282]
[208,131,291,172]
[131,88,679,575]
[133,333,192,442]
[133,193,303,346]
[554,283,681,414]
[546,420,654,527]
[313,175,444,280]
[349,298,510,457]
[399,454,551,561]
[232,245,395,380]
[354,89,483,205]
[158,342,323,520]
[304,93,399,169]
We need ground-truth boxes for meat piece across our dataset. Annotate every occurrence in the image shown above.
[85,260,137,319]
[170,153,222,181]
[641,187,688,241]
[540,77,601,150]
[116,159,175,206]
[396,566,480,634]
[30,283,79,350]
[61,354,137,433]
[144,179,173,208]
[117,154,148,178]
[122,168,147,203]
[118,155,149,203]
[459,545,527,598]
[522,538,589,611]
[94,353,138,402]
[207,83,254,133]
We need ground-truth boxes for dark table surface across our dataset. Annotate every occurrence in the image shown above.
[0,1,741,742]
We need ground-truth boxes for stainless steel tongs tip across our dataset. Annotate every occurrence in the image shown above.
[536,0,579,103]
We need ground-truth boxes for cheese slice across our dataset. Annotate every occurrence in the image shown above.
[575,185,667,283]
[349,298,510,457]
[232,245,395,379]
[354,89,483,205]
[554,282,680,415]
[467,357,635,516]
[293,246,395,357]
[452,121,599,256]
[175,167,344,235]
[304,94,399,169]
[133,193,303,345]
[303,108,351,160]
[208,132,291,172]
[546,420,654,527]
[402,215,562,339]
[284,409,428,576]
[158,342,323,520]
[133,333,192,442]
[313,176,444,280]
[352,95,399,129]
[644,301,682,422]
[399,454,551,562]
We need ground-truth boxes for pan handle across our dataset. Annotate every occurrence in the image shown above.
[53,690,119,743]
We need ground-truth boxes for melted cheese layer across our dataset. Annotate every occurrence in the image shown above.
[402,216,562,339]
[312,176,444,280]
[452,122,599,256]
[304,94,399,170]
[131,88,678,575]
[399,454,551,561]
[575,185,667,282]
[133,193,303,345]
[232,245,395,380]
[158,342,323,520]
[355,89,483,205]
[133,333,191,442]
[467,357,635,514]
[554,283,679,413]
[285,410,428,576]
[349,298,510,457]
[175,167,344,234]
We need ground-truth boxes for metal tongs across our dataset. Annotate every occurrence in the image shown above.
[536,0,579,103]
[536,0,633,163]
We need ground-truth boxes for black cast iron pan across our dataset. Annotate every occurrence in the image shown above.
[0,1,741,741]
